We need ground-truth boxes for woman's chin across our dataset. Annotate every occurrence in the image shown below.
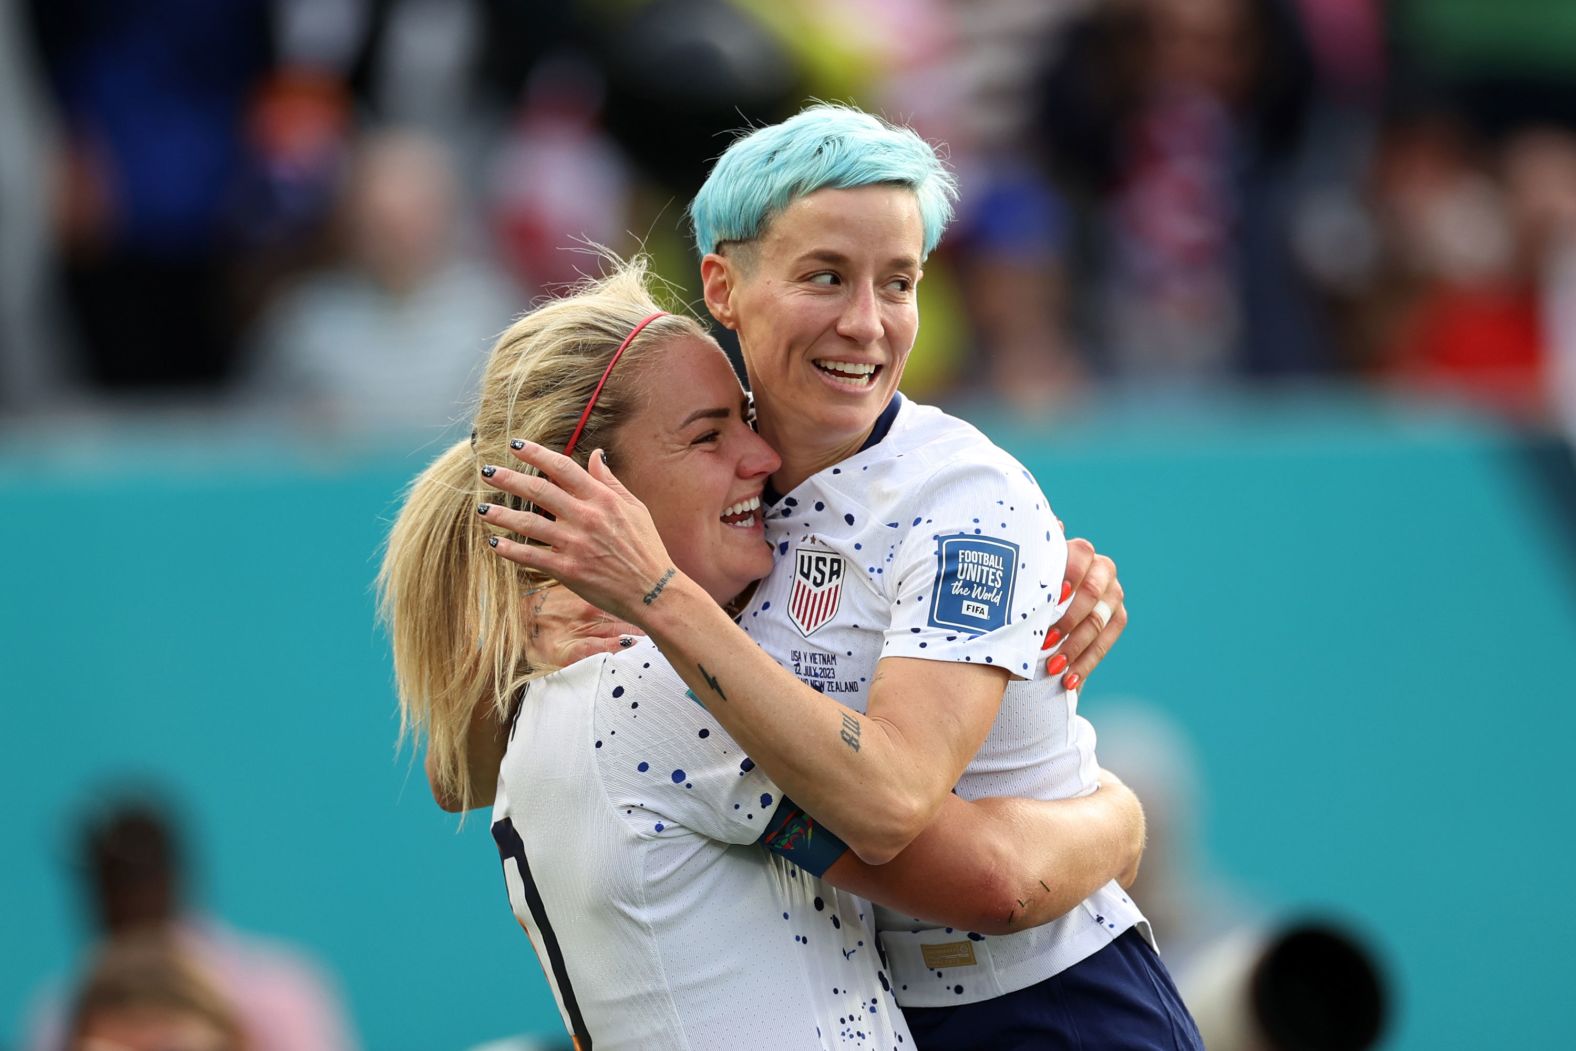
[716,560,773,608]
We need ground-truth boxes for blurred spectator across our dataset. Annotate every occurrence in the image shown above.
[1097,702,1387,1051]
[22,0,281,392]
[64,933,248,1051]
[595,0,802,197]
[1345,115,1576,419]
[1094,701,1252,970]
[25,794,358,1051]
[874,0,1096,409]
[1030,0,1335,392]
[1525,131,1576,439]
[487,56,635,294]
[244,128,515,435]
[0,0,68,410]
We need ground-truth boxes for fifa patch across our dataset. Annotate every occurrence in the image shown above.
[929,536,1019,634]
[789,547,845,637]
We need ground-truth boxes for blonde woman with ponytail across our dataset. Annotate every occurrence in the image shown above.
[378,258,1144,1050]
[380,259,703,813]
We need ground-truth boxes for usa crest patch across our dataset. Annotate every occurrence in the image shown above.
[789,547,845,637]
[929,536,1019,634]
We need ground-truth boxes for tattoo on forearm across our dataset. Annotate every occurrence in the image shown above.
[699,663,727,702]
[642,568,676,605]
[839,711,862,752]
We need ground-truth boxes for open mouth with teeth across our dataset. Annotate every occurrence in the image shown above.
[813,359,881,388]
[720,495,762,528]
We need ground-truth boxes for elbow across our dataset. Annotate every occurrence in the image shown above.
[426,750,476,813]
[953,826,1049,936]
[969,855,1032,936]
[847,837,904,868]
[431,786,467,813]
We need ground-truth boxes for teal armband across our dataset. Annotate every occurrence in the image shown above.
[757,795,849,877]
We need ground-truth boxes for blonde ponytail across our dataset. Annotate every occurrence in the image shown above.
[378,256,711,809]
[379,437,536,810]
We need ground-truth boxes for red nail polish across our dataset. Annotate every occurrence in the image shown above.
[1041,628,1061,651]
[1060,580,1073,603]
[1046,653,1068,676]
[1063,672,1082,690]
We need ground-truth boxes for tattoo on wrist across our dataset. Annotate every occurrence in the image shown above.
[643,568,676,605]
[839,711,862,752]
[699,663,727,702]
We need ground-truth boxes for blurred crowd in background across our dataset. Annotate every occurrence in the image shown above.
[4,0,1576,438]
[3,2,1570,1049]
[20,794,364,1051]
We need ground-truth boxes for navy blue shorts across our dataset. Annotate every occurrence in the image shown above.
[901,928,1203,1050]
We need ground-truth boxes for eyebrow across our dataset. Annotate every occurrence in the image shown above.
[794,249,921,271]
[678,406,732,428]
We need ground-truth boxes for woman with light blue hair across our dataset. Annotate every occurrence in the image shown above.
[491,103,1202,1049]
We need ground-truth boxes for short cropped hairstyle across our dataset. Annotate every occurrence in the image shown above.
[688,103,959,259]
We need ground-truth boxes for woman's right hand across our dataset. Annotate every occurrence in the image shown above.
[478,440,677,626]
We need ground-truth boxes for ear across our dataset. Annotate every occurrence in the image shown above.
[700,253,740,331]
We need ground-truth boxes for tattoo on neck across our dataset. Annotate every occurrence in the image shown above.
[528,592,549,640]
[699,663,727,702]
[839,711,862,752]
[643,568,676,605]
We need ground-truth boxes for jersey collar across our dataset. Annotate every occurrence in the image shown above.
[763,394,905,507]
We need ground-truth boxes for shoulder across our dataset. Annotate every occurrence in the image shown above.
[522,644,687,734]
[878,401,1038,494]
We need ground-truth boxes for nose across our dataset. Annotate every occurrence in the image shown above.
[739,426,782,480]
[835,282,882,345]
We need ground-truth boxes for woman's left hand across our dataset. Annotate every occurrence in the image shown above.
[1046,537,1128,691]
[477,440,676,625]
[524,583,645,671]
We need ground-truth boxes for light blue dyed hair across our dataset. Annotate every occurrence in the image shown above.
[688,104,959,260]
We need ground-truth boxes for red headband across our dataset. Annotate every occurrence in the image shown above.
[563,311,669,457]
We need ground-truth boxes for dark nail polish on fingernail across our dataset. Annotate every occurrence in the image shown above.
[1040,628,1061,651]
[510,439,525,450]
[1064,672,1082,690]
[1046,653,1068,676]
[477,503,491,515]
[487,536,499,548]
[481,465,497,478]
[619,635,636,648]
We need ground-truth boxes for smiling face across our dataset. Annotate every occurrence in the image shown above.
[608,334,781,605]
[702,184,925,489]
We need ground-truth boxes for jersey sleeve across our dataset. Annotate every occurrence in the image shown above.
[881,457,1068,678]
[592,643,784,844]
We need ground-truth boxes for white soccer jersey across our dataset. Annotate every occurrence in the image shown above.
[491,639,912,1051]
[738,396,1149,1009]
